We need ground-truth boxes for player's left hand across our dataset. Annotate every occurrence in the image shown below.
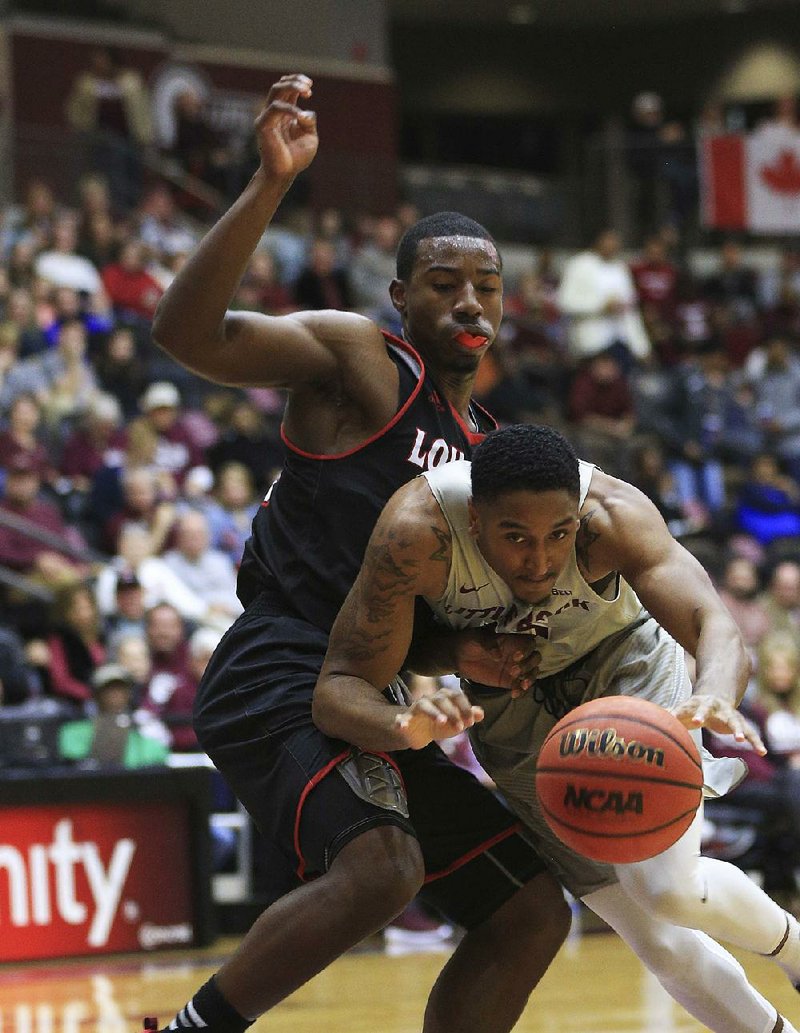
[455,630,541,698]
[670,694,766,755]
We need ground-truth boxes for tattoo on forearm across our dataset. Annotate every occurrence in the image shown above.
[576,508,600,574]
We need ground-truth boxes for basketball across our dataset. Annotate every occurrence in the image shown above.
[535,696,703,864]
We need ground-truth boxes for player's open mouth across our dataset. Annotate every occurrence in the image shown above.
[454,330,489,349]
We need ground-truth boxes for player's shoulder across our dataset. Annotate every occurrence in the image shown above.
[584,468,656,524]
[582,468,669,565]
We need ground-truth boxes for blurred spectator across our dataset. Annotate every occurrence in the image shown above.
[626,92,695,234]
[747,333,800,481]
[205,397,283,490]
[93,325,148,418]
[171,88,231,205]
[162,509,242,630]
[234,251,294,315]
[2,287,48,357]
[103,569,147,652]
[41,581,107,710]
[0,180,61,260]
[102,464,176,555]
[557,229,650,368]
[132,381,204,486]
[0,624,41,705]
[143,625,222,751]
[42,285,114,353]
[145,602,190,679]
[0,452,88,587]
[197,460,260,564]
[65,46,153,209]
[58,391,127,495]
[732,454,800,549]
[754,630,800,761]
[137,184,198,260]
[760,560,800,638]
[704,240,759,323]
[59,662,168,768]
[630,233,680,323]
[95,523,206,623]
[293,238,353,311]
[759,249,800,338]
[113,630,151,689]
[101,239,164,322]
[350,215,400,320]
[628,439,698,538]
[717,554,771,650]
[34,215,102,295]
[567,350,636,476]
[0,394,51,480]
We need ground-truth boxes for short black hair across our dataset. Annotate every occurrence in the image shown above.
[395,211,498,281]
[471,424,580,503]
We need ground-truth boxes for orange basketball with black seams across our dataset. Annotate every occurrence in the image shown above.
[535,695,703,863]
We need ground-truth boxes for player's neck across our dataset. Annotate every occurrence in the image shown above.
[427,366,477,420]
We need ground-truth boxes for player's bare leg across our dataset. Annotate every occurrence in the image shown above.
[422,870,570,1033]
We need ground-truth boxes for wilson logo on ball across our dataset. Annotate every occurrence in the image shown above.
[563,785,644,815]
[559,727,665,767]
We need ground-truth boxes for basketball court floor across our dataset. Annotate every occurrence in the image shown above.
[2,923,798,1032]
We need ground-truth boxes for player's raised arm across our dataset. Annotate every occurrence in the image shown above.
[151,73,384,389]
[583,473,763,751]
[313,478,483,751]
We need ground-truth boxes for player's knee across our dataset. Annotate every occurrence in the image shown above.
[642,885,699,927]
[331,825,424,920]
[484,873,572,953]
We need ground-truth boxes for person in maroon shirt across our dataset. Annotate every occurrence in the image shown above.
[143,625,220,751]
[630,233,680,323]
[0,394,51,480]
[144,601,190,679]
[0,452,88,584]
[101,238,164,320]
[567,349,636,477]
[133,381,204,486]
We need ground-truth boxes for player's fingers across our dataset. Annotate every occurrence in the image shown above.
[256,99,307,130]
[415,697,459,726]
[266,74,313,105]
[439,686,477,717]
[470,705,485,724]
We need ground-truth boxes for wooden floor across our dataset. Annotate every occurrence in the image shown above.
[1,926,798,1033]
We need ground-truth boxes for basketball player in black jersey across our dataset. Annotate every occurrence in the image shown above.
[148,74,568,1033]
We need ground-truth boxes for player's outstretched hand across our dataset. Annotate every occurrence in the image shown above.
[395,686,484,750]
[255,73,318,181]
[455,630,541,698]
[670,694,767,755]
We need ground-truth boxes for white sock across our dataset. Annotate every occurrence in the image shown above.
[768,911,800,986]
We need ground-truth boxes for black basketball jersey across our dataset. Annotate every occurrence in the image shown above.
[237,331,497,632]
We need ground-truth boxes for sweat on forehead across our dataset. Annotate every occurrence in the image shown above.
[414,236,501,268]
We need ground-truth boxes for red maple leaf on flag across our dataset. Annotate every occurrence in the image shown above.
[760,149,800,194]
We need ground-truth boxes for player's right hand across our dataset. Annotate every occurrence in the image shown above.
[255,73,318,181]
[395,686,484,750]
[455,630,541,698]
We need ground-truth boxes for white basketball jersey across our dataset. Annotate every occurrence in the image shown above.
[422,459,646,679]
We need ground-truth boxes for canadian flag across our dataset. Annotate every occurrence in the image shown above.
[700,124,800,233]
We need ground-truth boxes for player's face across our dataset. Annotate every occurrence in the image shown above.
[469,489,579,605]
[390,236,503,370]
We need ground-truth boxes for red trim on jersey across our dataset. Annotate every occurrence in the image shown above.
[447,398,494,446]
[281,332,426,461]
[294,749,405,880]
[422,823,524,884]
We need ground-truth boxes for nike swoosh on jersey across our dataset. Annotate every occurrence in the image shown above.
[459,582,490,594]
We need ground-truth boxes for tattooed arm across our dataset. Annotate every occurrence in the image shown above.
[582,470,763,751]
[313,477,483,751]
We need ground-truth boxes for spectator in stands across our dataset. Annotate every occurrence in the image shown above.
[65,46,153,210]
[137,183,198,260]
[350,214,401,320]
[205,397,283,490]
[171,87,232,204]
[630,233,680,323]
[234,250,294,316]
[557,228,651,368]
[293,237,353,311]
[93,324,148,418]
[704,240,760,323]
[0,179,61,260]
[41,285,114,355]
[162,509,242,631]
[103,569,147,653]
[143,625,222,751]
[133,381,204,486]
[101,238,164,323]
[760,560,800,638]
[0,624,41,705]
[628,439,699,538]
[58,391,127,496]
[101,464,175,554]
[0,452,87,588]
[2,287,47,357]
[200,461,260,564]
[567,349,636,477]
[718,554,771,651]
[145,601,190,679]
[746,333,800,482]
[59,662,168,768]
[754,631,800,762]
[40,581,107,711]
[34,215,102,296]
[759,249,800,338]
[732,453,800,549]
[113,630,151,690]
[95,522,207,624]
[0,393,51,480]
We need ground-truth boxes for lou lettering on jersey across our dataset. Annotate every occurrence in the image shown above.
[407,428,466,471]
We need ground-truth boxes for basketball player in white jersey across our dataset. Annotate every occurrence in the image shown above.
[315,423,800,1033]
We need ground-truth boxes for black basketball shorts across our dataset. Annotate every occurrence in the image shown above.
[194,596,548,929]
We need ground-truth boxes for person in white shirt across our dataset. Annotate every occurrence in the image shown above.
[557,229,651,366]
[162,510,243,630]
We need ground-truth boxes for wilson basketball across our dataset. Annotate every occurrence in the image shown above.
[535,696,703,864]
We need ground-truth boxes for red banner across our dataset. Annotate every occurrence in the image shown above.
[0,802,195,961]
